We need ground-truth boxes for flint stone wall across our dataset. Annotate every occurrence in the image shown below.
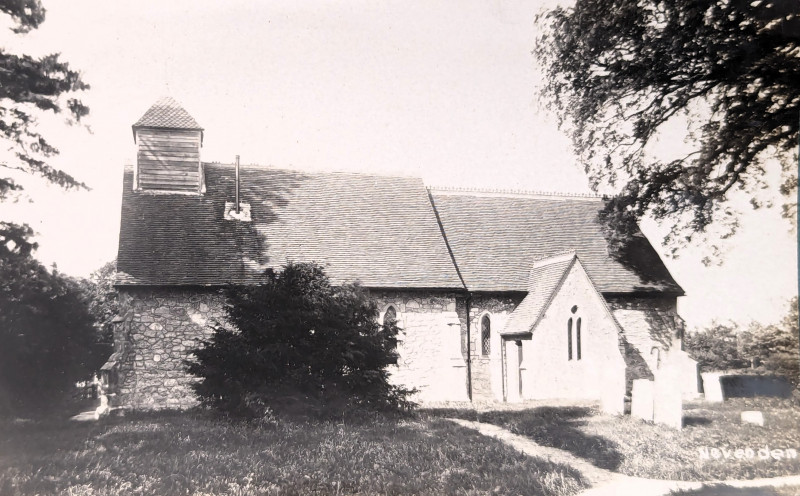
[468,294,524,402]
[115,288,226,409]
[113,285,683,409]
[606,295,681,389]
[371,290,468,402]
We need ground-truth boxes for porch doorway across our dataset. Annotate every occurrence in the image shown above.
[501,337,525,402]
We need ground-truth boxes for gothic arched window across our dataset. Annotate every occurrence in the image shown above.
[567,317,573,360]
[481,315,491,356]
[383,305,397,326]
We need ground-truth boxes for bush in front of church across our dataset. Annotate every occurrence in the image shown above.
[186,262,415,419]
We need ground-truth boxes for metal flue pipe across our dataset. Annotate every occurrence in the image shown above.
[235,155,240,214]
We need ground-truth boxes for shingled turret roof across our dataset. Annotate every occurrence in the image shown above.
[132,96,203,130]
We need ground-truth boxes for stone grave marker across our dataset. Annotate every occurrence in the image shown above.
[741,410,765,426]
[702,372,725,402]
[653,358,683,429]
[631,379,654,421]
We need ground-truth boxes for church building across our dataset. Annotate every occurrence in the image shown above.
[103,97,693,411]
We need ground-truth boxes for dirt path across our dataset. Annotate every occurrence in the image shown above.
[446,418,800,496]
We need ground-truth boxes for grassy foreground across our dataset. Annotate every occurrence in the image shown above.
[0,411,586,496]
[428,397,800,481]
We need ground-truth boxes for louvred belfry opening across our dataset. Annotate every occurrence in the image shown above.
[132,97,204,193]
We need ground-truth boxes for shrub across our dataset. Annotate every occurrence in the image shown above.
[0,223,107,416]
[187,262,414,418]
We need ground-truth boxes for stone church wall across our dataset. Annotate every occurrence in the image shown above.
[519,264,626,404]
[111,285,682,409]
[114,287,226,409]
[605,295,682,393]
[467,294,525,402]
[370,290,469,402]
[114,287,469,409]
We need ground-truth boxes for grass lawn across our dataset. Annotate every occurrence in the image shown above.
[0,411,587,496]
[425,397,800,482]
[670,484,800,495]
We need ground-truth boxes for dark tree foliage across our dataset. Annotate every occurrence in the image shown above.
[535,0,799,252]
[739,297,799,384]
[78,260,118,347]
[0,0,90,199]
[187,263,414,419]
[0,224,106,416]
[684,322,750,372]
[686,297,799,384]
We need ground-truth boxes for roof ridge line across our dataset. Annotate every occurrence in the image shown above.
[202,162,419,179]
[426,185,604,200]
[531,250,578,268]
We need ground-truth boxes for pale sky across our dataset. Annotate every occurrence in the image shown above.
[0,0,796,330]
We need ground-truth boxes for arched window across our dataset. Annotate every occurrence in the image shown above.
[481,315,491,356]
[382,305,397,326]
[568,305,581,361]
[567,317,573,360]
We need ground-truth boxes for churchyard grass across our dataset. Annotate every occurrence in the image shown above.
[0,410,587,496]
[670,484,800,495]
[425,397,800,481]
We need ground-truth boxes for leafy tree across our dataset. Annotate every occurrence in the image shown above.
[78,260,118,347]
[0,225,104,416]
[535,0,799,252]
[684,322,750,372]
[187,263,414,418]
[686,298,800,384]
[1,0,90,199]
[740,297,799,383]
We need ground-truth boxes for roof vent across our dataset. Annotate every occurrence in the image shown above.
[132,97,204,194]
[223,154,251,221]
[224,201,251,222]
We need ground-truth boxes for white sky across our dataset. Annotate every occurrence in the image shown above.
[0,0,796,330]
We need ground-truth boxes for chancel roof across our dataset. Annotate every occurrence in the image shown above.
[428,189,683,294]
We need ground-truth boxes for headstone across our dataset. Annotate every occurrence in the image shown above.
[631,379,654,421]
[93,374,110,419]
[94,394,109,420]
[670,349,701,397]
[653,360,683,429]
[600,366,626,415]
[741,410,764,426]
[702,372,725,402]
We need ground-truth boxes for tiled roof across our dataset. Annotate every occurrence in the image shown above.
[501,253,576,336]
[132,96,203,130]
[116,164,464,289]
[429,190,683,294]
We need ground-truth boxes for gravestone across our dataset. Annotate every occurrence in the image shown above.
[741,410,765,426]
[702,372,725,402]
[631,379,654,421]
[653,358,683,429]
[721,375,792,399]
[600,368,626,415]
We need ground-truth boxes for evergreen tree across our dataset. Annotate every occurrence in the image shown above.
[0,224,103,415]
[0,0,90,199]
[0,0,94,416]
[187,263,414,418]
